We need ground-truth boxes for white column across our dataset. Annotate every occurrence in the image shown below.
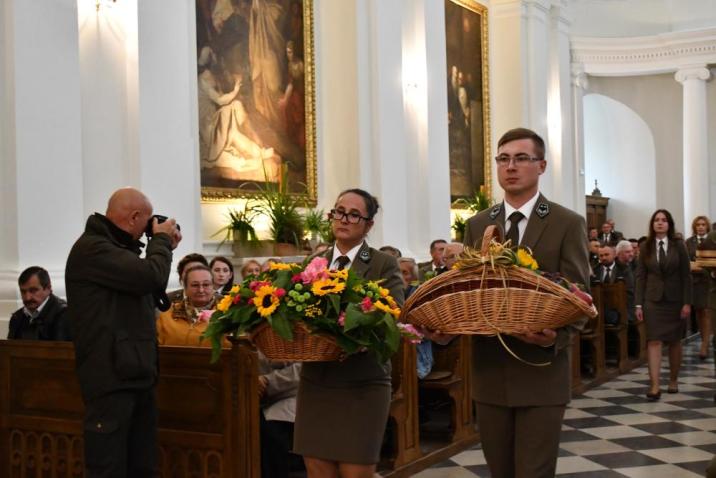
[675,66,711,226]
[571,64,589,217]
[137,0,202,259]
[356,0,409,250]
[0,0,85,331]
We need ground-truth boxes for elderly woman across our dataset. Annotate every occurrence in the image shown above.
[293,188,404,478]
[209,256,234,295]
[241,259,262,280]
[157,264,226,347]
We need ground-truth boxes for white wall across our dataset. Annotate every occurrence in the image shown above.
[708,67,716,222]
[570,0,716,38]
[584,74,684,235]
[583,93,656,239]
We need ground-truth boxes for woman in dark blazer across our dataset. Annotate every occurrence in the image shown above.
[635,209,693,400]
[293,188,404,478]
[686,216,711,359]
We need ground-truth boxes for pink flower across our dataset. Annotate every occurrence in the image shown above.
[232,295,241,304]
[301,256,329,284]
[197,310,213,323]
[249,280,270,292]
[397,322,423,344]
[338,311,346,327]
[275,288,286,298]
[291,273,302,283]
[360,296,373,312]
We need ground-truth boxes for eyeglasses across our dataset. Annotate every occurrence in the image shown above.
[494,154,541,167]
[329,209,370,224]
[188,282,213,290]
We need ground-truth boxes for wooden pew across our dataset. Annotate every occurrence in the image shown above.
[0,339,260,478]
[418,336,474,442]
[383,342,422,469]
[601,282,630,373]
[579,284,606,381]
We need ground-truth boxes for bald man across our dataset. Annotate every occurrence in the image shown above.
[66,188,181,477]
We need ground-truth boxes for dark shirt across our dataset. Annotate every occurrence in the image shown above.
[8,294,71,340]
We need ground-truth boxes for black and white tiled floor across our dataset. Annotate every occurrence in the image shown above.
[416,340,716,477]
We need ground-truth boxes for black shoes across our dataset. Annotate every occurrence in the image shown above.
[646,391,661,401]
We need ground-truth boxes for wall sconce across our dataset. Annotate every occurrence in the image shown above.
[96,0,117,11]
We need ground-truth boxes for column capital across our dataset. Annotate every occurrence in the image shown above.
[571,65,589,90]
[675,66,710,84]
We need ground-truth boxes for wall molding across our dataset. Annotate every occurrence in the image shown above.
[571,27,716,76]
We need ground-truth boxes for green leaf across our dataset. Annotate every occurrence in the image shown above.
[383,314,400,355]
[335,335,361,355]
[342,304,365,332]
[268,309,293,341]
[327,294,341,315]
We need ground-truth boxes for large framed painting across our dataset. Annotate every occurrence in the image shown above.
[196,0,317,202]
[445,0,491,203]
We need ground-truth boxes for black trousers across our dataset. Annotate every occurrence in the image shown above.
[260,415,296,478]
[83,388,158,478]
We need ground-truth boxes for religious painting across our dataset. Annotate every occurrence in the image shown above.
[445,0,491,203]
[197,0,316,202]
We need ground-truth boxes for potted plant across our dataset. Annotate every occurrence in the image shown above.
[454,186,492,214]
[452,215,467,243]
[253,165,306,256]
[303,208,330,249]
[212,202,269,257]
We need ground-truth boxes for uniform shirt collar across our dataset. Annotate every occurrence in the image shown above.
[330,242,363,270]
[503,190,540,223]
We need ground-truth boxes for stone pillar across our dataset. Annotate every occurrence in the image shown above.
[571,64,589,217]
[675,66,711,225]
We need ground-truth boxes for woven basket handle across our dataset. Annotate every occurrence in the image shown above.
[480,225,503,255]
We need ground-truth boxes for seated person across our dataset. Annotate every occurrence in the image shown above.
[210,256,234,294]
[241,259,262,280]
[379,245,402,258]
[167,253,209,301]
[261,258,280,273]
[418,239,447,280]
[443,242,464,270]
[399,257,433,379]
[593,245,635,324]
[157,265,228,347]
[8,266,70,340]
[259,354,303,478]
[588,239,601,272]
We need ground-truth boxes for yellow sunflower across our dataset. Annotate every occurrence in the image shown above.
[311,278,346,296]
[217,294,233,313]
[269,262,294,271]
[516,248,539,270]
[252,285,281,317]
[329,269,348,281]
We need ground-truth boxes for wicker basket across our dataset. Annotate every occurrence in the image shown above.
[250,322,344,362]
[696,249,716,268]
[402,226,597,335]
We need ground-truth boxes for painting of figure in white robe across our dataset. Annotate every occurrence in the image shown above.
[197,0,313,199]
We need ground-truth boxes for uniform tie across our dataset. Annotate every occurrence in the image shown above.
[506,211,525,247]
[335,255,350,270]
[658,240,666,268]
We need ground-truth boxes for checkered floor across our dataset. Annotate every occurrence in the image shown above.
[416,339,716,477]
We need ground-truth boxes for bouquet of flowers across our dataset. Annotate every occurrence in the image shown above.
[202,257,422,363]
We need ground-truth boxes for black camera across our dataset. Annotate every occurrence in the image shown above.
[145,214,180,238]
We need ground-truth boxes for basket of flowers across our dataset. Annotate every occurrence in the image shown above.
[202,257,422,363]
[402,225,597,336]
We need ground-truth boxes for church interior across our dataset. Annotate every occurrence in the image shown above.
[1,0,716,477]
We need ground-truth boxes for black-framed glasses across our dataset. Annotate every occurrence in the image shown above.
[329,209,370,224]
[494,154,541,167]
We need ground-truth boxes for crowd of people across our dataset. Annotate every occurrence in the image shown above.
[5,127,716,478]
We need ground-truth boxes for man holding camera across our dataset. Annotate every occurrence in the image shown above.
[66,187,181,477]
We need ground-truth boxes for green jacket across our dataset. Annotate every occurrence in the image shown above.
[66,213,173,401]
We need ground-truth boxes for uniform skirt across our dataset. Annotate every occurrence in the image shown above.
[644,300,686,343]
[293,353,391,464]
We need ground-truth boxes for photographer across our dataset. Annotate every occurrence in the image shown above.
[65,187,181,477]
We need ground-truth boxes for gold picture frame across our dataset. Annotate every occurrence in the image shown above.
[197,0,317,204]
[445,0,491,204]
